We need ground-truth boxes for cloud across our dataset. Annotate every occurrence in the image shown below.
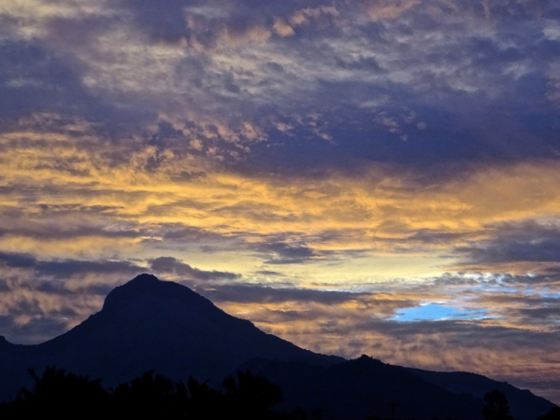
[454,221,560,271]
[200,283,377,304]
[0,315,70,345]
[0,0,558,173]
[149,256,240,280]
[212,280,560,403]
[0,251,145,279]
[256,242,325,264]
[3,0,560,403]
[272,18,295,37]
[366,0,421,22]
[408,229,472,245]
[458,240,560,264]
[0,271,121,344]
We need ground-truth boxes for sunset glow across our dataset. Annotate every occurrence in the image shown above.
[2,0,560,403]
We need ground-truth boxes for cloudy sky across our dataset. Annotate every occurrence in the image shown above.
[2,0,560,403]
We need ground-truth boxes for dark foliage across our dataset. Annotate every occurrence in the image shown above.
[0,366,107,419]
[482,389,514,420]
[222,370,282,420]
[0,366,319,420]
[109,370,184,419]
[2,364,555,420]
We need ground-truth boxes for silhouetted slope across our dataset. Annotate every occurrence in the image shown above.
[241,356,483,420]
[0,274,340,401]
[408,368,555,420]
[0,337,36,403]
[36,274,340,384]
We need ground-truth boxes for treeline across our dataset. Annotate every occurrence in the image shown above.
[0,366,320,420]
[0,366,558,420]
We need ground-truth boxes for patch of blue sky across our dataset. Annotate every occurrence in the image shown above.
[541,292,560,299]
[390,303,488,322]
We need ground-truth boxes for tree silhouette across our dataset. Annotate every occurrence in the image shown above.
[482,389,514,420]
[222,370,282,420]
[183,376,227,419]
[0,366,107,419]
[109,370,181,419]
[0,367,324,419]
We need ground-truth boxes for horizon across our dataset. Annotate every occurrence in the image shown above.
[1,0,560,405]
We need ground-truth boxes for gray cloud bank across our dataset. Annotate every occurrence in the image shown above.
[1,0,560,172]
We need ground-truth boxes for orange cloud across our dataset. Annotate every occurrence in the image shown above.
[365,0,421,21]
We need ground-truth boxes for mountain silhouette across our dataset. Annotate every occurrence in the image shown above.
[240,356,482,420]
[0,274,555,420]
[0,274,339,400]
[240,356,556,420]
[408,368,554,420]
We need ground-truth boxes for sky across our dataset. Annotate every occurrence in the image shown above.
[1,0,560,404]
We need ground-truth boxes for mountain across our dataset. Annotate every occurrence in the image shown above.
[241,356,556,420]
[0,274,555,420]
[0,274,339,400]
[240,356,483,420]
[407,368,554,420]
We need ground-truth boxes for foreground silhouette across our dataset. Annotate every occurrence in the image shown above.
[0,366,315,420]
[483,389,515,420]
[1,366,557,420]
[0,367,108,419]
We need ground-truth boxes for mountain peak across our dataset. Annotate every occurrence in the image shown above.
[119,273,177,293]
[128,273,160,285]
[101,273,203,313]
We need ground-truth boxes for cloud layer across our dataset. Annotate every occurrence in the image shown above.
[2,0,560,404]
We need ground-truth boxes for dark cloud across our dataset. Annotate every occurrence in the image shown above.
[119,0,197,45]
[0,279,10,292]
[255,270,284,276]
[250,308,320,323]
[475,292,560,323]
[2,0,560,176]
[0,225,142,241]
[160,225,231,242]
[0,251,145,278]
[0,252,36,269]
[335,55,386,73]
[0,315,70,345]
[170,170,207,183]
[0,37,144,128]
[256,242,325,264]
[456,221,560,265]
[515,306,560,321]
[38,259,143,278]
[227,1,560,174]
[199,283,372,304]
[0,40,81,118]
[149,256,240,280]
[409,229,471,245]
[31,280,113,298]
[458,240,560,263]
[322,316,560,350]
